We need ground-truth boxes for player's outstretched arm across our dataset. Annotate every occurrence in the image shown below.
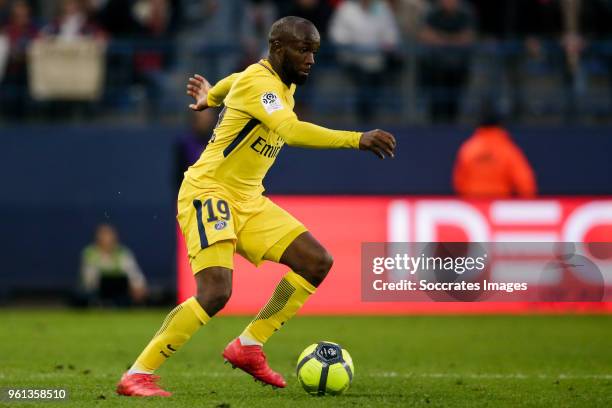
[231,73,397,157]
[359,129,396,159]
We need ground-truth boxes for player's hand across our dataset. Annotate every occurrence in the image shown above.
[359,129,396,159]
[187,74,212,111]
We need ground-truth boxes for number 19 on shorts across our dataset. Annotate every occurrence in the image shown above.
[192,198,232,249]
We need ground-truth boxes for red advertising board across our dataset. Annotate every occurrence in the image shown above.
[177,197,612,314]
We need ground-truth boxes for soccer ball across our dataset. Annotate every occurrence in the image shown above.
[296,341,354,396]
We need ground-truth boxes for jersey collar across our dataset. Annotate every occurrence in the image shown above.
[258,59,279,77]
[259,59,291,90]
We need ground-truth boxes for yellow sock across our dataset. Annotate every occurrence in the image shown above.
[241,271,315,344]
[129,297,210,373]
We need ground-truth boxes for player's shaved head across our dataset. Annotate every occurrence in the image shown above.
[267,16,320,86]
[268,16,319,45]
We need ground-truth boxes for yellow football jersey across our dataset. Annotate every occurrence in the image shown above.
[184,59,361,201]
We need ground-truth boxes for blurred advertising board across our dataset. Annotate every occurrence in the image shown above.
[28,38,106,101]
[178,197,612,314]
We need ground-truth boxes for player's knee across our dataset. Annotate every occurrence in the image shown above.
[305,250,333,286]
[194,267,233,316]
[319,250,334,274]
[196,287,232,317]
[209,288,232,314]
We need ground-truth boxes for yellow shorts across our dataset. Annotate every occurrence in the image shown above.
[177,179,307,273]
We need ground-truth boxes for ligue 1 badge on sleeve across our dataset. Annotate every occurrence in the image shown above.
[214,220,227,230]
[261,92,283,114]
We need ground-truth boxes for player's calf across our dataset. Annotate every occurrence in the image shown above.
[121,296,210,391]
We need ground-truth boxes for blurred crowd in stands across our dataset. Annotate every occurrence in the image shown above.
[1,0,612,124]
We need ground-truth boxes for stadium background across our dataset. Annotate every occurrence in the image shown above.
[0,1,611,406]
[1,0,611,308]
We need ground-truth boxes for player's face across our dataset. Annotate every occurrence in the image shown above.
[283,36,320,86]
[96,225,118,251]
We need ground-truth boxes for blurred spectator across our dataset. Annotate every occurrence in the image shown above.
[468,0,525,119]
[0,0,608,125]
[522,0,563,55]
[0,0,11,26]
[41,0,106,41]
[0,0,38,119]
[132,0,176,36]
[130,0,179,119]
[453,104,537,198]
[180,0,214,26]
[561,0,582,74]
[94,0,141,37]
[467,0,518,40]
[388,0,429,43]
[179,0,232,42]
[95,0,181,38]
[469,0,563,44]
[580,0,612,46]
[79,223,147,307]
[329,0,400,123]
[578,0,612,117]
[238,0,277,69]
[468,0,570,120]
[175,109,217,189]
[418,0,475,123]
[520,0,583,121]
[278,0,334,39]
[0,29,6,80]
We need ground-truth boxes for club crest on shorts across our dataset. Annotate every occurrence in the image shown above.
[214,220,227,230]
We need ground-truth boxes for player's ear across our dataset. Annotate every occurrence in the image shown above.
[270,40,282,54]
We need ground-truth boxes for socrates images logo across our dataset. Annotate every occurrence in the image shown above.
[215,220,227,230]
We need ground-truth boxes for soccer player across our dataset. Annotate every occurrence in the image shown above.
[116,16,396,397]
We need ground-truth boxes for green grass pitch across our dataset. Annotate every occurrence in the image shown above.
[1,310,611,407]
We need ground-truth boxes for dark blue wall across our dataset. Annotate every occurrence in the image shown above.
[268,125,612,195]
[1,125,611,293]
[0,126,177,293]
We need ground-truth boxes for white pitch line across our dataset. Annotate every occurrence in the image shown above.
[370,372,612,380]
[12,371,612,381]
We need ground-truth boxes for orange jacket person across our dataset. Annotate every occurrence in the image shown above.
[453,115,537,198]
